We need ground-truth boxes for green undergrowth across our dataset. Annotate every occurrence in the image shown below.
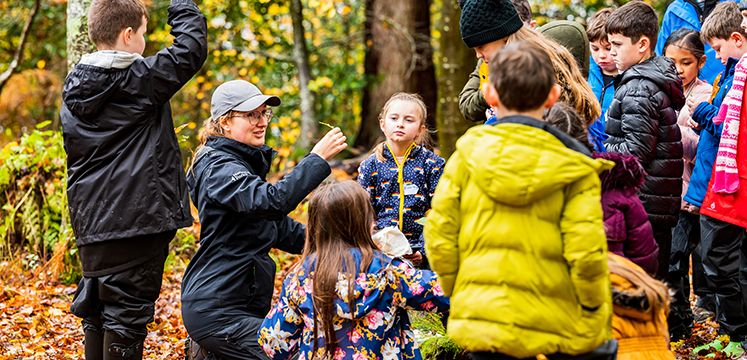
[410,312,469,360]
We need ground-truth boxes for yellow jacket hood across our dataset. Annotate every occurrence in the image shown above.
[456,116,613,206]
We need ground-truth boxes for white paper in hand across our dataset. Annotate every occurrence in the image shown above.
[372,226,413,257]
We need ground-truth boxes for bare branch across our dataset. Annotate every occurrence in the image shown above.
[245,49,294,63]
[0,0,42,94]
[309,32,363,53]
[375,14,418,79]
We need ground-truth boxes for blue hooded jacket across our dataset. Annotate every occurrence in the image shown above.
[655,0,734,84]
[587,57,614,152]
[684,57,735,206]
[357,144,445,254]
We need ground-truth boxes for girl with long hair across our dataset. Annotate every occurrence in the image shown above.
[259,181,449,360]
[663,28,716,341]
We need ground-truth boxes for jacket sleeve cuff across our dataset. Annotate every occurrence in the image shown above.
[692,102,712,125]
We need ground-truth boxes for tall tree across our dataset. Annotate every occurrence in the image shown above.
[66,0,96,72]
[289,0,318,154]
[436,0,476,158]
[355,0,437,150]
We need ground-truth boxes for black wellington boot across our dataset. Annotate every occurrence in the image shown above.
[85,329,104,360]
[103,331,145,360]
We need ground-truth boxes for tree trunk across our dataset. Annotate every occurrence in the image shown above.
[290,0,317,154]
[355,0,437,151]
[436,0,477,159]
[66,0,96,72]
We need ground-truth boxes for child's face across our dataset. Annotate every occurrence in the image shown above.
[379,100,425,146]
[608,33,649,72]
[742,10,747,30]
[224,104,269,148]
[590,39,618,75]
[474,38,508,64]
[709,34,745,65]
[665,44,704,89]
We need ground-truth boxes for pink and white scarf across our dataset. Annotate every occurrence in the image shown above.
[711,54,746,194]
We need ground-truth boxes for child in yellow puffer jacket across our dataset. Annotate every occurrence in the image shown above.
[608,253,675,360]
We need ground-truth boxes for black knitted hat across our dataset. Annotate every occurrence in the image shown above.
[460,0,524,48]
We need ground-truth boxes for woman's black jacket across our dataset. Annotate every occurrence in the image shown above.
[181,136,330,341]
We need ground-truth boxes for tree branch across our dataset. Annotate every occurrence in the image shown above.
[0,0,42,94]
[245,49,294,63]
[309,32,363,53]
[376,14,418,79]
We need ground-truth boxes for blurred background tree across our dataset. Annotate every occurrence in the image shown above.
[0,0,676,280]
[0,0,674,163]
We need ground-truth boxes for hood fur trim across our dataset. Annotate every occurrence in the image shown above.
[593,152,646,191]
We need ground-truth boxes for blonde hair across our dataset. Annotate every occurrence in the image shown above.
[507,27,601,126]
[608,254,671,336]
[372,93,434,162]
[191,111,234,167]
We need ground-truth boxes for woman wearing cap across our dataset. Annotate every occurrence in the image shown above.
[181,80,347,360]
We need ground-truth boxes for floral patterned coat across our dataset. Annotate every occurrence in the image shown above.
[258,250,450,360]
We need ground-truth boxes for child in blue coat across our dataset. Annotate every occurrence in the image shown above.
[586,8,617,152]
[357,93,445,269]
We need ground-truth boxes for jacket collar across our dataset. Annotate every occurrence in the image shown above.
[494,115,592,157]
[381,142,422,162]
[205,136,277,174]
[722,57,740,86]
[79,50,143,69]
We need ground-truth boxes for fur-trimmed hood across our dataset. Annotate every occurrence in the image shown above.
[593,152,646,191]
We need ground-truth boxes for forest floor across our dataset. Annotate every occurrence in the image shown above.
[0,257,738,360]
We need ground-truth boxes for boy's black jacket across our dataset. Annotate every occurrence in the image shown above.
[181,136,331,341]
[60,0,208,246]
[604,55,685,229]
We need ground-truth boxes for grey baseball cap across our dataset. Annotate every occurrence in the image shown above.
[210,80,281,120]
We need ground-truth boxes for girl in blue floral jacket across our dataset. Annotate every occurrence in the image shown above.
[357,93,445,269]
[259,181,449,360]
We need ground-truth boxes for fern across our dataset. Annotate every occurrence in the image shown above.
[410,312,466,360]
[0,125,74,279]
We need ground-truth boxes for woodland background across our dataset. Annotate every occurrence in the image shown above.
[3,0,718,359]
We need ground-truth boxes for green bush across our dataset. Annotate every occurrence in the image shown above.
[0,122,79,283]
[411,312,469,360]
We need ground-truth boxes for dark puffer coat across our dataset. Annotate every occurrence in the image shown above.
[594,152,659,275]
[604,55,685,229]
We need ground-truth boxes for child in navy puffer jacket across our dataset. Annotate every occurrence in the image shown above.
[357,93,445,269]
[594,152,660,275]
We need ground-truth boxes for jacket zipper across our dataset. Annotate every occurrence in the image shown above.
[600,80,613,109]
[386,142,415,231]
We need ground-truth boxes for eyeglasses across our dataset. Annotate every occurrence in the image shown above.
[233,109,273,125]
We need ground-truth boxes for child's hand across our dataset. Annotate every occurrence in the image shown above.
[403,251,423,265]
[687,118,701,131]
[686,97,702,115]
[311,127,348,160]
